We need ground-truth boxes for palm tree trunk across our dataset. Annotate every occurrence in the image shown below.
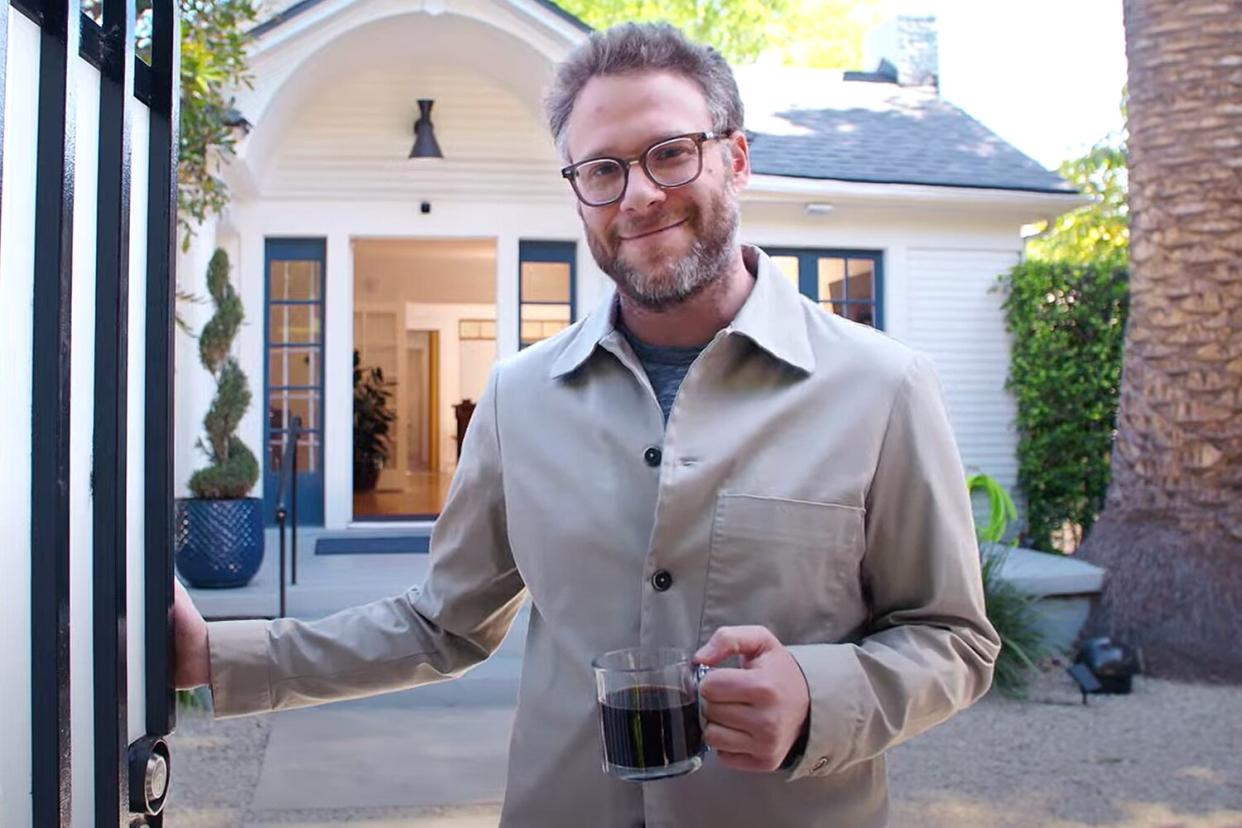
[1076,0,1242,681]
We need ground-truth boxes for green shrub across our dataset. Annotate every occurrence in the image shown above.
[188,249,259,499]
[997,259,1129,552]
[968,473,1057,697]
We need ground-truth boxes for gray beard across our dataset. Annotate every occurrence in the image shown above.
[589,190,741,312]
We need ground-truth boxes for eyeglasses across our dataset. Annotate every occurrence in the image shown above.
[560,131,731,207]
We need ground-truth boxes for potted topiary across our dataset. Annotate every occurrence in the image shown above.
[353,349,396,492]
[174,249,263,588]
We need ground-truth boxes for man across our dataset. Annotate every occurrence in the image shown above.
[175,22,999,827]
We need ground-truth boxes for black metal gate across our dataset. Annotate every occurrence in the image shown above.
[1,0,179,823]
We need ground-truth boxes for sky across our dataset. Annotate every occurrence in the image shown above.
[918,0,1128,169]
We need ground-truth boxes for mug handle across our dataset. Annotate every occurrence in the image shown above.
[693,663,713,753]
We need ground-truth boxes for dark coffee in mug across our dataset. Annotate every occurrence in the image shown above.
[599,684,703,773]
[592,647,709,781]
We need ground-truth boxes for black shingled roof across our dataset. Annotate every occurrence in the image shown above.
[745,84,1073,194]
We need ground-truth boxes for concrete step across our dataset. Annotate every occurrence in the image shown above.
[984,544,1106,654]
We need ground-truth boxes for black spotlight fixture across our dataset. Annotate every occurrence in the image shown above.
[409,99,444,159]
[1066,636,1140,703]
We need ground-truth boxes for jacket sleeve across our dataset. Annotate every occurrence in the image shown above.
[207,366,526,717]
[785,353,1001,779]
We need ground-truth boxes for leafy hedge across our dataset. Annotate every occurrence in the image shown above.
[998,259,1130,552]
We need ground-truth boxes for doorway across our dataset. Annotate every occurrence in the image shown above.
[352,239,497,520]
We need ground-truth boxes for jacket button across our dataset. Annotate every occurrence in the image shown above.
[813,756,829,772]
[643,446,662,467]
[651,570,673,591]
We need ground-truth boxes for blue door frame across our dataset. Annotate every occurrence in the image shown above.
[765,247,885,330]
[264,238,326,526]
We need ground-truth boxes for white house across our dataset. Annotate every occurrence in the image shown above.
[174,0,1086,533]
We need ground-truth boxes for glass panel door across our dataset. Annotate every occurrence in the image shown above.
[264,239,326,526]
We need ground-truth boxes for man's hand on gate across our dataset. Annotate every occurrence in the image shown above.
[694,625,811,773]
[173,577,211,689]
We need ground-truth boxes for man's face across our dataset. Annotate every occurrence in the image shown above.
[563,71,750,310]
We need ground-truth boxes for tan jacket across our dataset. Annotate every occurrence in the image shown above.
[208,245,1000,828]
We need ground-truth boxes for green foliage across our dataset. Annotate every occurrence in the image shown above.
[968,472,1018,545]
[86,0,258,265]
[555,0,788,62]
[176,687,207,710]
[189,250,259,499]
[979,547,1056,698]
[175,0,259,249]
[188,438,259,499]
[556,0,883,67]
[201,360,251,458]
[967,474,1057,697]
[198,249,244,373]
[1027,133,1129,266]
[998,261,1130,552]
[770,0,884,69]
[353,350,396,470]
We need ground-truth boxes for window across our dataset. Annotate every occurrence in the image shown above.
[459,319,497,341]
[519,241,576,348]
[765,248,883,329]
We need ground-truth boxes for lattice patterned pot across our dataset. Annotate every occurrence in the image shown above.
[174,498,264,588]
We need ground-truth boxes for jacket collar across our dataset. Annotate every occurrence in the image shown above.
[549,244,816,378]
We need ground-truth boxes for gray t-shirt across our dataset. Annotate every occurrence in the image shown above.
[620,326,707,422]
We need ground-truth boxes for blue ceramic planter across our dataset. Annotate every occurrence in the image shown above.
[174,497,264,588]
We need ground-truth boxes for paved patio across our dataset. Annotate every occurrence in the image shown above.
[185,527,436,620]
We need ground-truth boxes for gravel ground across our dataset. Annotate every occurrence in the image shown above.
[164,667,1242,827]
[163,703,272,828]
[887,667,1242,827]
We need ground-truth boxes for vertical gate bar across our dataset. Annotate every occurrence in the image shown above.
[143,0,178,743]
[0,0,8,241]
[291,422,299,587]
[30,0,80,822]
[92,0,135,821]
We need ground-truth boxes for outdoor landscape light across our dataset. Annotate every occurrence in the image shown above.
[1067,636,1140,703]
[409,99,444,159]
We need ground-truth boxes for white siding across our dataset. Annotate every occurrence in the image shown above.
[69,58,101,828]
[0,12,40,826]
[263,65,561,201]
[127,102,151,743]
[906,247,1021,488]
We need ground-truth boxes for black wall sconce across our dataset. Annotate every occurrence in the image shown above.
[409,99,444,159]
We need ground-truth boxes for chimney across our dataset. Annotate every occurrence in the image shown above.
[863,15,939,91]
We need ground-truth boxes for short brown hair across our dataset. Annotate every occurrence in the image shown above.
[544,22,745,161]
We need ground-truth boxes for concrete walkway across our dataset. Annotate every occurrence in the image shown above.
[249,611,525,820]
[168,570,526,827]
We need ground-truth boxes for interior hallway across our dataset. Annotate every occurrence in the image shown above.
[353,470,456,520]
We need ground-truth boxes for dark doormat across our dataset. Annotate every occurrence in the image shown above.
[315,535,431,555]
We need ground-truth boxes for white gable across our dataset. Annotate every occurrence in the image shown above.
[224,0,586,196]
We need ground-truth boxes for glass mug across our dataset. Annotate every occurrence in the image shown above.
[592,647,711,782]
